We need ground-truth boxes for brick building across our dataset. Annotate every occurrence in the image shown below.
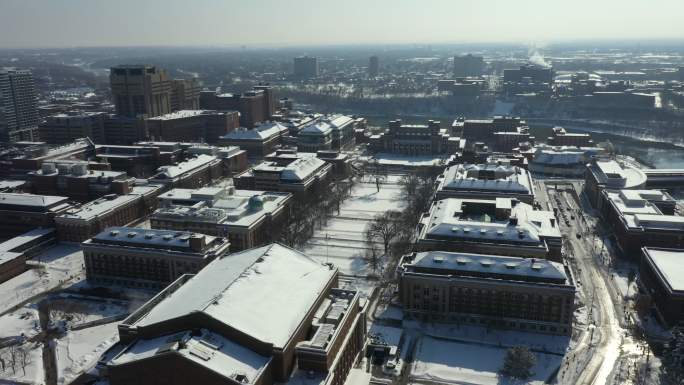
[0,192,72,238]
[151,186,291,251]
[297,115,355,152]
[600,189,683,259]
[149,154,223,189]
[83,226,230,289]
[106,244,366,385]
[417,197,562,261]
[398,250,575,335]
[547,127,593,147]
[219,121,289,157]
[39,111,107,144]
[146,110,239,143]
[55,193,145,242]
[200,86,275,128]
[435,163,535,204]
[639,247,684,328]
[584,158,647,208]
[234,152,332,196]
[29,161,133,202]
[370,120,465,156]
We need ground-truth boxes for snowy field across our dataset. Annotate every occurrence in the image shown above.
[410,336,563,385]
[301,178,406,277]
[0,243,85,314]
[405,320,571,355]
[0,304,40,339]
[56,321,119,385]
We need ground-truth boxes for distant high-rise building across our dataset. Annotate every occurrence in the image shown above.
[368,56,379,77]
[110,65,172,118]
[170,78,200,111]
[293,56,319,79]
[679,67,684,82]
[0,68,39,142]
[453,54,484,77]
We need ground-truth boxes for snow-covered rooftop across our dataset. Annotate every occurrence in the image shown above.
[439,164,533,194]
[152,189,290,227]
[146,110,219,121]
[57,194,140,221]
[153,154,218,180]
[133,244,336,348]
[221,122,288,141]
[605,189,683,230]
[110,329,270,383]
[591,159,647,189]
[0,192,69,208]
[423,198,560,244]
[643,248,684,292]
[404,250,569,284]
[88,226,219,252]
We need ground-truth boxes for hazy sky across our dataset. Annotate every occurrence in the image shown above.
[1,0,683,48]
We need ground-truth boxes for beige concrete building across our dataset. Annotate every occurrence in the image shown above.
[110,65,172,118]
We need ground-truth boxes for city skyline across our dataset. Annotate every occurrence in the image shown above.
[2,0,684,48]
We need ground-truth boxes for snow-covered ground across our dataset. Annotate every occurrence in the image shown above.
[410,336,562,385]
[301,178,406,278]
[48,296,128,329]
[0,341,44,385]
[0,304,40,339]
[405,320,571,355]
[0,243,85,315]
[55,322,119,385]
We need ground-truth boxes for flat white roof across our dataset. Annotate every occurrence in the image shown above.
[110,329,269,382]
[0,192,68,208]
[424,198,560,244]
[645,248,684,291]
[440,164,533,194]
[57,194,140,221]
[134,244,336,348]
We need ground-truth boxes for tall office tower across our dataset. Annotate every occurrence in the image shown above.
[0,68,40,142]
[293,56,319,79]
[253,85,276,118]
[679,67,684,82]
[110,65,172,118]
[368,56,379,78]
[453,54,484,77]
[170,78,200,111]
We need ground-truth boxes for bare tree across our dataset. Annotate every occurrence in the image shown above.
[363,228,383,276]
[366,211,401,254]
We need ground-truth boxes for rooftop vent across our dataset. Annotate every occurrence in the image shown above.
[480,260,493,267]
[144,233,154,239]
[127,232,137,238]
[163,235,173,241]
[505,262,517,269]
[456,257,468,265]
[109,230,119,237]
[433,256,445,263]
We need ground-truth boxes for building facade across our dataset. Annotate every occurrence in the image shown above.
[435,163,535,204]
[417,197,562,261]
[110,65,172,118]
[106,244,365,385]
[453,54,484,77]
[398,251,575,335]
[55,193,146,242]
[639,247,684,328]
[151,186,291,251]
[294,56,319,79]
[0,68,39,142]
[39,111,107,144]
[146,110,239,143]
[83,226,230,289]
